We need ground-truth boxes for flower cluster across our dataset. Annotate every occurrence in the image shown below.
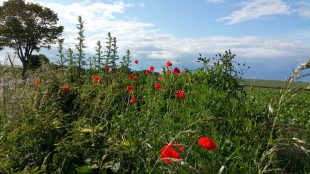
[160,136,217,165]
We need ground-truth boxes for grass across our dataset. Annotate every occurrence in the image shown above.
[243,79,310,89]
[0,61,309,174]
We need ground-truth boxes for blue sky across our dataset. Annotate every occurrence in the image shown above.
[1,0,310,80]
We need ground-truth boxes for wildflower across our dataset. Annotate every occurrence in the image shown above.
[130,97,137,103]
[175,90,185,99]
[134,59,138,64]
[128,74,137,80]
[198,136,217,151]
[150,66,155,72]
[154,83,161,89]
[34,79,41,85]
[105,65,110,71]
[166,61,172,67]
[92,75,100,83]
[145,70,150,75]
[62,85,70,93]
[126,86,134,93]
[173,67,181,74]
[160,142,184,164]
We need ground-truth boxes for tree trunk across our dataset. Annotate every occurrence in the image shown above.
[22,61,28,80]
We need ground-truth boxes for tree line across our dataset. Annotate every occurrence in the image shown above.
[0,0,132,80]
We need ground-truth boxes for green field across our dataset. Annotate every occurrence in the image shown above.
[243,79,310,89]
[0,62,309,174]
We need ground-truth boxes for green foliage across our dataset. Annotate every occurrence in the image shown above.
[75,16,86,83]
[104,32,113,67]
[111,37,119,71]
[0,61,309,173]
[120,50,132,73]
[57,38,66,67]
[93,41,103,71]
[28,54,50,70]
[196,50,248,97]
[0,0,63,78]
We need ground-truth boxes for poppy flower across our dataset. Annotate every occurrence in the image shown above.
[92,75,100,83]
[126,86,134,93]
[34,79,41,85]
[128,74,138,80]
[166,61,172,67]
[175,90,185,99]
[130,97,137,103]
[62,85,70,93]
[154,83,161,89]
[198,136,217,151]
[160,142,184,164]
[173,67,181,74]
[105,65,110,71]
[134,59,138,64]
[150,66,155,72]
[145,70,150,75]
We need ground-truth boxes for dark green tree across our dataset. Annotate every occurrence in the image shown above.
[28,54,49,70]
[0,0,63,78]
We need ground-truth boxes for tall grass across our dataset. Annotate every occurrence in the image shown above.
[0,56,309,173]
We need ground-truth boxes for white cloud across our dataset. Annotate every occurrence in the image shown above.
[218,0,290,24]
[297,2,310,18]
[1,0,309,70]
[207,0,224,4]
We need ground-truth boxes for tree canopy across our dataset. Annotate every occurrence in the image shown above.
[0,0,63,78]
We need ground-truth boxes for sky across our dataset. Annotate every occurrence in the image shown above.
[0,0,310,80]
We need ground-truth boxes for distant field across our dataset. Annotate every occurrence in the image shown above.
[242,79,310,89]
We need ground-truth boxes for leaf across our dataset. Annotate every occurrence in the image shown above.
[76,166,91,174]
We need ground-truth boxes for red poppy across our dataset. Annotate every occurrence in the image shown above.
[150,66,155,72]
[175,90,185,99]
[62,85,70,93]
[130,97,137,103]
[166,61,172,67]
[105,65,110,71]
[128,74,138,80]
[154,83,161,89]
[198,136,217,151]
[173,67,181,74]
[126,86,134,93]
[134,59,138,64]
[160,142,184,164]
[34,79,41,85]
[145,70,150,75]
[92,75,100,83]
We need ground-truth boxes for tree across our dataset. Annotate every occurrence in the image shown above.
[111,37,118,71]
[28,54,49,70]
[75,16,86,81]
[104,32,112,67]
[94,40,103,71]
[120,49,131,72]
[66,48,75,82]
[0,0,63,79]
[57,38,65,68]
